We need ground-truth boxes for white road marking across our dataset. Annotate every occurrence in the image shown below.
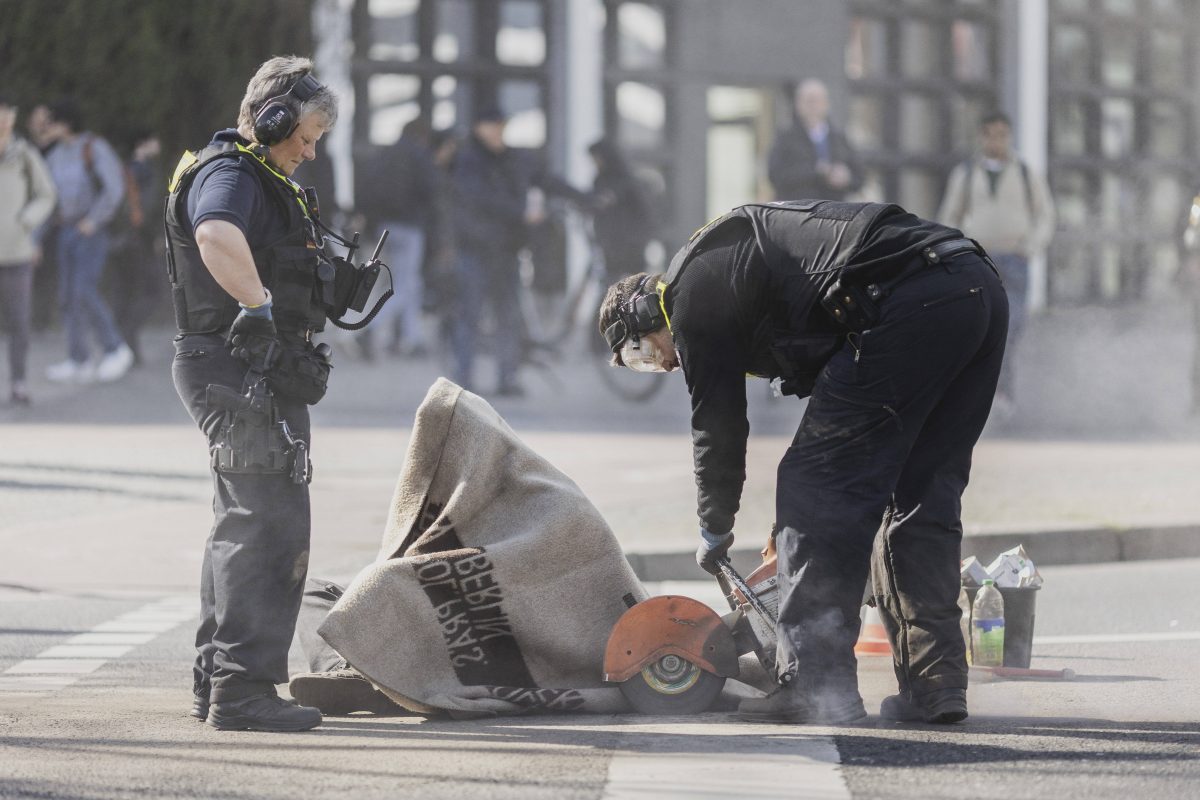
[38,645,136,659]
[0,595,194,695]
[1034,631,1200,645]
[91,620,182,633]
[602,722,850,800]
[0,675,81,690]
[7,659,107,674]
[68,632,157,645]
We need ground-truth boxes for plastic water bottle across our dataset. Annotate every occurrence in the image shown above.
[958,586,973,665]
[971,580,1005,667]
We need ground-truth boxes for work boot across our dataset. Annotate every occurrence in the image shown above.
[879,688,967,724]
[189,696,209,720]
[288,668,408,716]
[737,687,868,725]
[206,692,322,732]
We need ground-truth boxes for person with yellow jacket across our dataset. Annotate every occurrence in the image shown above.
[938,111,1055,414]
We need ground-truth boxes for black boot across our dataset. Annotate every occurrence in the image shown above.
[879,688,967,724]
[206,692,322,732]
[189,696,209,720]
[737,686,868,725]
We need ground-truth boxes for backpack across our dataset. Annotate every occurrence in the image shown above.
[955,156,1035,223]
[82,134,142,229]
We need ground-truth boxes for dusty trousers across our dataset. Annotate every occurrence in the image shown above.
[773,252,1008,706]
[172,333,312,703]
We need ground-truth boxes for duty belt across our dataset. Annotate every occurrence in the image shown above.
[875,237,988,295]
[821,237,989,331]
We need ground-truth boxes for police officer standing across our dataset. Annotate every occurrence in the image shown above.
[165,56,345,731]
[599,200,1008,725]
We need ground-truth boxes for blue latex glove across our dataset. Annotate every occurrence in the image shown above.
[695,527,734,576]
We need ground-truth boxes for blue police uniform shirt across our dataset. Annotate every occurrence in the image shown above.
[185,129,295,250]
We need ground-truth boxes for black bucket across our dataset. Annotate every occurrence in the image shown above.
[965,585,1040,669]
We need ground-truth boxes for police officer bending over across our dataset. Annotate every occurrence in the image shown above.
[166,57,371,731]
[599,200,1008,725]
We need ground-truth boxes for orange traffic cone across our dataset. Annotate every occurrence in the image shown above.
[854,604,891,656]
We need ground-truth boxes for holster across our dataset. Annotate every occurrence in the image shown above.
[207,383,311,483]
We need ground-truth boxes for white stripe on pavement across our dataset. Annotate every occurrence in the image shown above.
[0,595,195,695]
[0,675,82,691]
[602,722,850,800]
[1033,631,1200,645]
[38,644,136,659]
[6,659,108,674]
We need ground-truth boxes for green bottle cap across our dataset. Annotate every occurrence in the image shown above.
[982,579,994,585]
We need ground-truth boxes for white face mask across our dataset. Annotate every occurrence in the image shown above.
[620,336,667,373]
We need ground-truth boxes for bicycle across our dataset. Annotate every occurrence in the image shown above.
[518,210,669,404]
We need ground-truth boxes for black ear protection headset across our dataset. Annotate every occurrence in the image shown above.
[253,73,325,147]
[603,275,666,356]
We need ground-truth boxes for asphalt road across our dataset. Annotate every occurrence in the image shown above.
[1,558,1197,800]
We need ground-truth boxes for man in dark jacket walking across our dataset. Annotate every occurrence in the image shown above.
[449,107,540,395]
[767,79,863,202]
[599,200,1008,725]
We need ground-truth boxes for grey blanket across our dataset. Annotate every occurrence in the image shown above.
[318,378,647,717]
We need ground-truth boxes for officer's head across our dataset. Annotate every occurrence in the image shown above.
[598,273,678,373]
[238,55,338,177]
[979,111,1012,160]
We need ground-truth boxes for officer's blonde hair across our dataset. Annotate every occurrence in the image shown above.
[237,55,338,138]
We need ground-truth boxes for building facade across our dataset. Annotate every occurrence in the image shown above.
[345,0,1200,305]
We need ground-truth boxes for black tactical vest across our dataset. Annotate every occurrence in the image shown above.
[665,200,901,333]
[664,200,923,393]
[164,141,328,337]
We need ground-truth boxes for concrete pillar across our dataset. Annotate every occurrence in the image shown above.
[562,0,605,287]
[1016,0,1050,311]
[312,0,356,211]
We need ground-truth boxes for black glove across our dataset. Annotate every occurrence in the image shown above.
[695,528,734,576]
[227,311,280,374]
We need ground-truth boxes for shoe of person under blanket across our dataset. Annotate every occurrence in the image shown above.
[288,668,408,716]
[736,687,868,725]
[879,688,967,724]
[206,692,322,732]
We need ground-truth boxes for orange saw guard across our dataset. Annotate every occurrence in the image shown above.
[603,595,740,683]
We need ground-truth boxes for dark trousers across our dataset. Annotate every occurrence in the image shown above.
[0,262,33,386]
[774,253,1008,705]
[172,333,312,703]
[451,249,522,390]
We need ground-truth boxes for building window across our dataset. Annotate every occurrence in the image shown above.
[604,0,676,245]
[353,0,555,152]
[1047,0,1199,303]
[846,1,1001,219]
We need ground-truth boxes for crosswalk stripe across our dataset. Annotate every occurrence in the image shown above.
[0,594,195,695]
[601,722,850,800]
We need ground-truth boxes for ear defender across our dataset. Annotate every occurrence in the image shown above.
[604,276,665,355]
[253,73,324,147]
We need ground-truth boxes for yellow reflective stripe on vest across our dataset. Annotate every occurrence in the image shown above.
[234,142,312,220]
[167,150,199,193]
[656,279,672,332]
